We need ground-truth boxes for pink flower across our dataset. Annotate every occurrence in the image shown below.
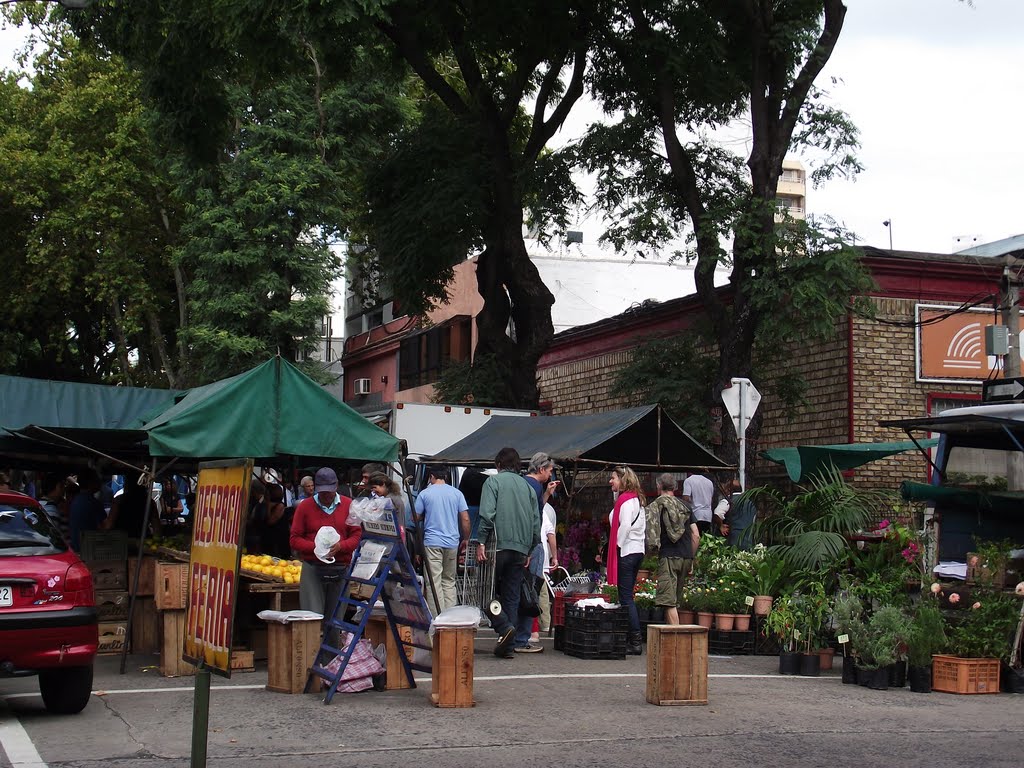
[930,583,942,594]
[972,602,981,610]
[949,593,961,605]
[877,519,891,530]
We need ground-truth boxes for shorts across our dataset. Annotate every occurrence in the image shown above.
[655,557,693,608]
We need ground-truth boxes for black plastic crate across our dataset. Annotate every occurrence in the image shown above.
[563,628,627,660]
[565,604,630,634]
[553,625,566,652]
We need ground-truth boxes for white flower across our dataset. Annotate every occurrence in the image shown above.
[1015,581,1024,597]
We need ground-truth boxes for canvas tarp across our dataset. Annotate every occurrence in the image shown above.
[759,439,937,483]
[429,404,730,470]
[142,357,399,463]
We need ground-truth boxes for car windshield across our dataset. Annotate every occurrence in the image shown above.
[0,503,66,554]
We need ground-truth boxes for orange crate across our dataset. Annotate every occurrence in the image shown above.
[155,562,190,610]
[931,655,1000,694]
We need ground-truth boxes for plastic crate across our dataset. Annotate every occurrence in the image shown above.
[563,628,626,660]
[565,604,629,634]
[932,655,1001,694]
[81,530,128,563]
[552,593,602,627]
[553,626,566,652]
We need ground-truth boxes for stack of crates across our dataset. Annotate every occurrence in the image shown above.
[82,531,129,655]
[552,592,602,651]
[563,603,629,660]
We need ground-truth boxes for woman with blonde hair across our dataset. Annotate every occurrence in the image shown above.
[608,466,647,655]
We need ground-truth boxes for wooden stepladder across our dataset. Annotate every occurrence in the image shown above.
[305,512,433,703]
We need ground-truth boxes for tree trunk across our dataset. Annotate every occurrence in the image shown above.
[109,299,134,386]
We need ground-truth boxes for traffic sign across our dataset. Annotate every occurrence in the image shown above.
[721,377,761,432]
[982,377,1024,402]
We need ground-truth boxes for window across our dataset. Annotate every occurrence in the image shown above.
[399,318,472,390]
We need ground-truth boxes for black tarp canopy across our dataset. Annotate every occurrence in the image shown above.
[881,411,1024,452]
[429,404,731,470]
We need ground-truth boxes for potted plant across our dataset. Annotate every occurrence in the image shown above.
[907,589,946,693]
[600,583,619,604]
[833,593,866,684]
[737,551,788,616]
[678,587,696,625]
[637,554,660,582]
[689,586,714,628]
[969,537,1016,589]
[859,605,910,690]
[765,594,799,674]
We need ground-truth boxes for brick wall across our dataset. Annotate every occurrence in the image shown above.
[538,348,635,414]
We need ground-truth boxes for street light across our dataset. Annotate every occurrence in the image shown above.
[882,219,893,251]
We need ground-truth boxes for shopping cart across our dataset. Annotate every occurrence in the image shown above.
[456,536,499,626]
[544,566,598,597]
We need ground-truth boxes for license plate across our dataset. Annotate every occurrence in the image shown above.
[0,585,12,607]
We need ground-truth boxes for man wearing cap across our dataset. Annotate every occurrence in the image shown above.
[414,466,470,617]
[512,451,559,653]
[290,467,360,646]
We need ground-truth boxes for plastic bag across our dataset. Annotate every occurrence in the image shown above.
[257,610,323,624]
[430,605,483,636]
[314,526,341,563]
[346,496,388,526]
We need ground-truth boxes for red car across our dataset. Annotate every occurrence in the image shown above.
[0,491,97,714]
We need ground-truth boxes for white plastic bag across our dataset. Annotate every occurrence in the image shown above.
[430,605,483,636]
[314,526,341,563]
[346,496,388,526]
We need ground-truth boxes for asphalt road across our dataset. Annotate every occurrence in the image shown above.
[2,636,1022,768]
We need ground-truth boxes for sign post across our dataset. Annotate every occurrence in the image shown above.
[184,459,253,768]
[721,378,761,491]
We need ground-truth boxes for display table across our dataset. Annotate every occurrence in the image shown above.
[247,581,300,611]
[646,624,708,705]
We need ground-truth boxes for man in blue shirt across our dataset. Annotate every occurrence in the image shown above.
[414,466,470,617]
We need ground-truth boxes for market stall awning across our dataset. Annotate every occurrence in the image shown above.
[882,410,1024,451]
[429,404,730,470]
[143,357,400,464]
[759,440,937,483]
[900,480,1024,515]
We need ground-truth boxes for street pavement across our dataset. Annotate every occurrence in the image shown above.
[2,635,1022,768]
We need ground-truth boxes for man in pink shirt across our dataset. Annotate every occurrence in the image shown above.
[290,467,360,647]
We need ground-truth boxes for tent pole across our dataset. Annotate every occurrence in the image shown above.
[120,457,179,674]
[27,426,149,475]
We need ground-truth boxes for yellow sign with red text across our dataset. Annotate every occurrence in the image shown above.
[183,459,252,677]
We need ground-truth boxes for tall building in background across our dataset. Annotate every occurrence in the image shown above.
[776,159,806,221]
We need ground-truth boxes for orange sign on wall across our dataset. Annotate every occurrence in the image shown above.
[183,459,252,677]
[917,304,1021,382]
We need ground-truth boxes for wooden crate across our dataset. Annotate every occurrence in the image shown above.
[89,560,128,591]
[365,617,414,690]
[97,622,127,655]
[81,530,128,562]
[95,590,130,622]
[160,609,196,677]
[131,597,160,654]
[230,649,255,672]
[431,626,475,708]
[932,655,1001,694]
[128,556,157,596]
[266,620,321,694]
[646,624,708,705]
[155,562,190,610]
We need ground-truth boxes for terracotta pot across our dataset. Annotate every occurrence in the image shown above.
[715,613,736,631]
[733,614,751,632]
[678,609,696,625]
[752,595,773,616]
[815,647,835,671]
[696,611,714,628]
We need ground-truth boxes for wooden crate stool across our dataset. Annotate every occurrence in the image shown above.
[160,609,196,677]
[131,597,159,654]
[266,620,322,694]
[646,624,708,705]
[431,626,475,708]
[365,616,415,690]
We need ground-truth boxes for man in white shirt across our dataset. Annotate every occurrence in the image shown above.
[682,471,715,534]
[538,502,558,634]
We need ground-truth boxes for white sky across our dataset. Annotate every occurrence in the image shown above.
[2,0,1021,259]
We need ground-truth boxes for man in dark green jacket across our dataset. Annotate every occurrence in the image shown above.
[476,446,541,658]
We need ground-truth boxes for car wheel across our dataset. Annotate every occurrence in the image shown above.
[39,665,94,714]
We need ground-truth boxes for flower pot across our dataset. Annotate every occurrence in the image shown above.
[778,651,800,675]
[799,653,821,677]
[733,614,751,632]
[841,655,858,685]
[715,613,736,631]
[888,660,907,688]
[1001,662,1024,694]
[752,595,773,616]
[815,647,835,671]
[908,664,932,693]
[678,609,696,625]
[636,569,651,582]
[651,607,666,623]
[867,667,890,691]
[856,665,872,687]
[696,611,714,629]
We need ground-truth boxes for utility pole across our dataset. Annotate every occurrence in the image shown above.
[882,219,893,251]
[1002,256,1022,488]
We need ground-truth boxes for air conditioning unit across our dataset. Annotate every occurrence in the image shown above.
[354,378,372,396]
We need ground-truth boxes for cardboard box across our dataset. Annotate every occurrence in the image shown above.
[95,590,130,622]
[89,560,128,591]
[155,562,190,610]
[97,622,127,655]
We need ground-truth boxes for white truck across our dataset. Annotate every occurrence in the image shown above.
[381,401,538,462]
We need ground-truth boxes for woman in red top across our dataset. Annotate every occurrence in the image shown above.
[290,467,360,648]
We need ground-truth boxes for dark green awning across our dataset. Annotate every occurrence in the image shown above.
[760,439,937,483]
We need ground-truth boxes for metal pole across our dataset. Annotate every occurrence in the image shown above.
[1002,261,1023,489]
[738,381,747,492]
[191,665,211,768]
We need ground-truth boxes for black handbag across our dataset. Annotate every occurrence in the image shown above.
[519,576,541,618]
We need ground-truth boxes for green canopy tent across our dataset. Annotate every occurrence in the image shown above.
[759,439,937,483]
[142,357,399,464]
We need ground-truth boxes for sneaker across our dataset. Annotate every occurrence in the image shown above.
[530,632,541,643]
[494,626,516,657]
[514,643,544,654]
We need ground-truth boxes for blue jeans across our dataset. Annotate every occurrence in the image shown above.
[515,543,544,646]
[493,549,526,637]
[617,551,643,633]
